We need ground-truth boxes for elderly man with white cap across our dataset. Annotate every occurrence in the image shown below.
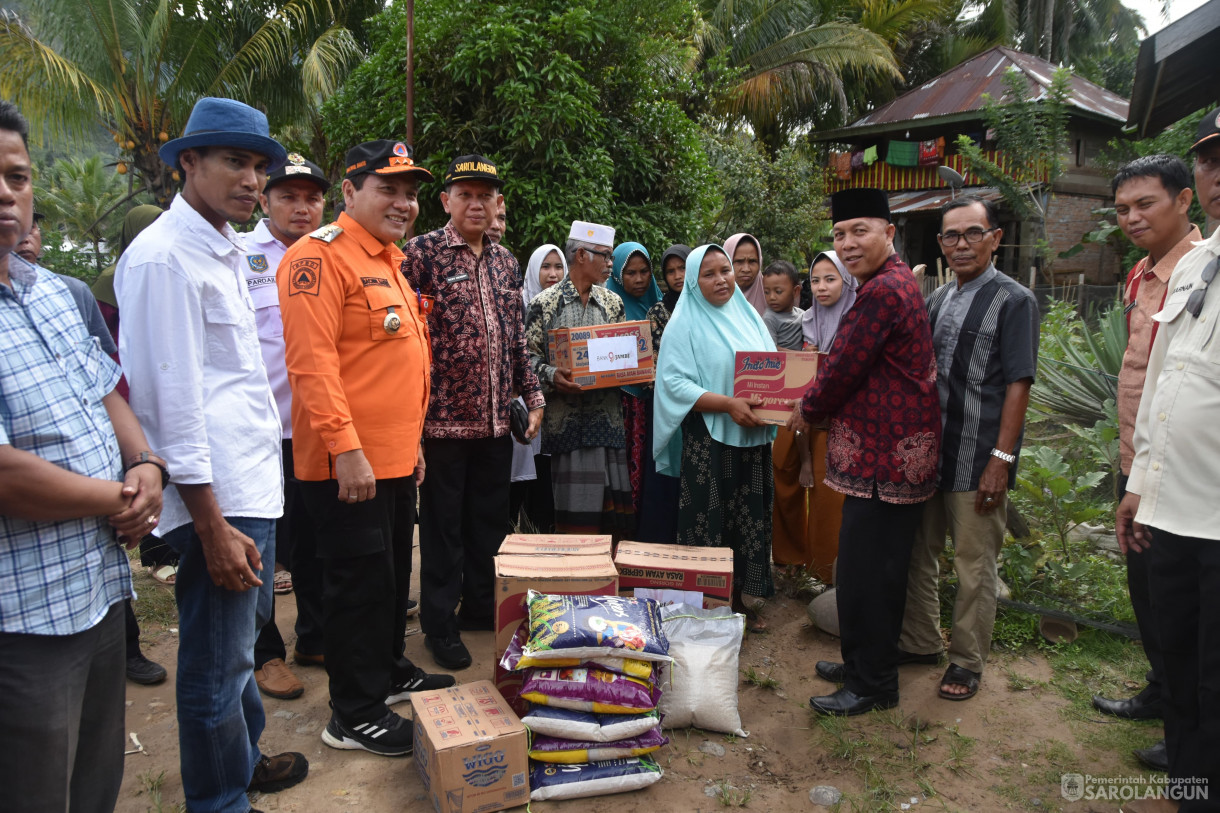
[525,221,634,538]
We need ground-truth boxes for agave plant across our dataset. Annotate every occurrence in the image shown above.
[1029,299,1126,427]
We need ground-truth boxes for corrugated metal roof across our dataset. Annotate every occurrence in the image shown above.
[888,187,1002,215]
[839,46,1129,133]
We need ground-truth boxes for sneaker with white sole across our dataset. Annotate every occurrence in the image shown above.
[386,666,457,705]
[321,710,413,757]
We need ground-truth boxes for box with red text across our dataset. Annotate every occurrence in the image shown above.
[547,320,655,390]
[732,350,820,425]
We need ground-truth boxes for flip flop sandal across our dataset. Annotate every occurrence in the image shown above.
[273,570,293,595]
[938,664,980,701]
[150,564,177,587]
[744,606,770,634]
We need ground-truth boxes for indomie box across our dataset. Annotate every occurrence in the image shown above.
[547,320,655,390]
[732,350,820,425]
[493,553,619,714]
[614,542,734,608]
[411,680,529,813]
[497,534,612,557]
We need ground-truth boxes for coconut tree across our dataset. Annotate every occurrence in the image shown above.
[0,0,371,204]
[35,154,136,278]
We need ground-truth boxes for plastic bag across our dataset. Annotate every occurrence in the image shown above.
[529,756,663,801]
[528,728,668,763]
[524,591,670,663]
[521,706,660,742]
[656,603,748,736]
[500,623,653,679]
[520,667,659,714]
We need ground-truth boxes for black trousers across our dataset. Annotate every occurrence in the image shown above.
[299,476,418,724]
[509,454,556,533]
[254,440,324,668]
[1117,474,1164,698]
[836,493,925,697]
[419,435,512,638]
[1147,527,1220,811]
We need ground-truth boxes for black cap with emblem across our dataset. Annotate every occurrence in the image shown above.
[443,154,503,189]
[1189,107,1220,154]
[344,140,434,182]
[265,153,331,193]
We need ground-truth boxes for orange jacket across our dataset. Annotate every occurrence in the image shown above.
[279,212,431,481]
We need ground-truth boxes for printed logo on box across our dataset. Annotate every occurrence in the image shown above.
[427,704,448,716]
[433,716,455,727]
[462,747,508,787]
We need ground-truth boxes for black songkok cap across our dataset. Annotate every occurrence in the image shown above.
[830,188,891,224]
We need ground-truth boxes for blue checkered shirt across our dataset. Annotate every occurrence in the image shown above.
[0,256,132,635]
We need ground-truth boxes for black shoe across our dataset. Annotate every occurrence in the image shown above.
[425,634,472,670]
[897,649,942,666]
[809,687,899,717]
[126,653,168,685]
[816,660,846,683]
[1133,739,1168,772]
[386,666,457,705]
[1092,687,1163,720]
[322,710,413,757]
[247,751,308,793]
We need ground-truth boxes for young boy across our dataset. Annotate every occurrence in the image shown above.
[762,260,805,350]
[762,260,815,575]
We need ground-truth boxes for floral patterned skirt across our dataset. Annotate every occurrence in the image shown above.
[676,413,775,598]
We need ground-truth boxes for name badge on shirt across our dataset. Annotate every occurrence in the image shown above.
[445,271,470,284]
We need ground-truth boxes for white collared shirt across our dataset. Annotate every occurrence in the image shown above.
[115,195,283,535]
[1128,225,1220,539]
[244,219,292,438]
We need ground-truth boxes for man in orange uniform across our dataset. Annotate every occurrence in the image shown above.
[279,140,453,758]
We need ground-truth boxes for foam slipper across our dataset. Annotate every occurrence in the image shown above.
[273,570,293,595]
[150,564,177,587]
[938,664,980,701]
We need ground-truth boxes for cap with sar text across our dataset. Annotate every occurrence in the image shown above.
[1189,107,1220,154]
[443,154,503,188]
[265,153,330,193]
[344,140,434,182]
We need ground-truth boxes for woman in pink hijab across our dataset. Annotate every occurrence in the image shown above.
[724,233,766,315]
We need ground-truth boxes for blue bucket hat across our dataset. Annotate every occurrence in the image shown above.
[159,97,288,172]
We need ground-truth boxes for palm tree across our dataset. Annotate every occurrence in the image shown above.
[36,154,137,277]
[695,0,904,155]
[0,0,370,203]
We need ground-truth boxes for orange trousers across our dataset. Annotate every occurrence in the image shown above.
[771,426,843,583]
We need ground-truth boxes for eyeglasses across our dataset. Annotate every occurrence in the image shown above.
[584,248,613,263]
[1185,258,1219,318]
[937,228,996,246]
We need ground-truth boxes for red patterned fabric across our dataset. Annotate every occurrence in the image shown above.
[800,254,940,504]
[622,391,647,514]
[402,221,544,440]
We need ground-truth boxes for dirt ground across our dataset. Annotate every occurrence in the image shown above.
[117,548,1156,813]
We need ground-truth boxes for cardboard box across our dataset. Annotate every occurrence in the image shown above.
[493,553,619,714]
[497,534,612,557]
[412,680,529,813]
[547,320,655,390]
[732,350,821,425]
[614,542,734,609]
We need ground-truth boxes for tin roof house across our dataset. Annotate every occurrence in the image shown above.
[812,46,1130,284]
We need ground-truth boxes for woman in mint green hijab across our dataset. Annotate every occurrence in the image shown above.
[653,244,777,629]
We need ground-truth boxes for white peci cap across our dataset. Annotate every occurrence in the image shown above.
[569,220,615,248]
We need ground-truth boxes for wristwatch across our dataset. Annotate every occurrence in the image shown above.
[124,451,171,488]
[990,448,1016,465]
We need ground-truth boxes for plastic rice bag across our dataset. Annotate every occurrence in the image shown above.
[500,624,653,679]
[529,756,663,801]
[657,603,748,737]
[528,728,668,763]
[521,706,660,743]
[524,591,669,663]
[519,667,659,714]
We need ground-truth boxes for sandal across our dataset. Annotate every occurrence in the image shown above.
[273,570,293,595]
[150,564,177,586]
[938,664,980,701]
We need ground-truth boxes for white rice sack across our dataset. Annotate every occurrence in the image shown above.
[656,603,748,737]
[521,705,660,743]
[529,756,663,801]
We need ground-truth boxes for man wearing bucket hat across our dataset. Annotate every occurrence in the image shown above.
[403,154,544,671]
[1116,109,1220,813]
[280,139,455,758]
[116,97,308,811]
[243,153,329,702]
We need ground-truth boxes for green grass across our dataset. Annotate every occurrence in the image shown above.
[136,771,185,813]
[742,666,781,691]
[127,554,180,637]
